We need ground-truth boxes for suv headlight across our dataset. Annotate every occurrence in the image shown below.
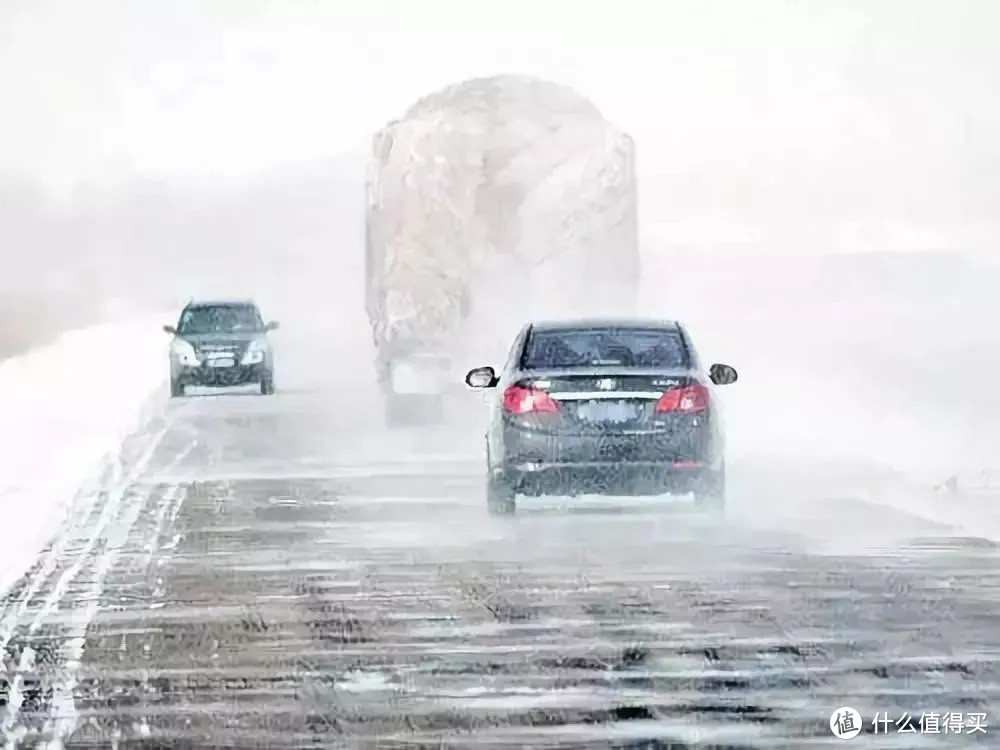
[241,339,267,365]
[170,338,201,366]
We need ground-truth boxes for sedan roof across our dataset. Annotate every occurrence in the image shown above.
[527,317,682,333]
[185,299,259,309]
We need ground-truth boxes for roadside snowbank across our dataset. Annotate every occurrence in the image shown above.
[0,314,172,597]
[717,358,1000,540]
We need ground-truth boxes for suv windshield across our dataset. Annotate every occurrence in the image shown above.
[523,327,688,369]
[178,305,262,335]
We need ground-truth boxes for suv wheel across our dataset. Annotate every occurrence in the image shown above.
[260,374,275,395]
[170,379,185,398]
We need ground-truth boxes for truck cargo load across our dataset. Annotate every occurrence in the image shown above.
[365,74,640,426]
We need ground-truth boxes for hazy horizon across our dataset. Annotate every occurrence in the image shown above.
[2,0,999,359]
[2,2,998,220]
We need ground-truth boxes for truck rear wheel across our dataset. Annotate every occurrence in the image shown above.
[384,393,445,428]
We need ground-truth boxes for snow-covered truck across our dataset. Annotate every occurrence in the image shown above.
[365,75,640,426]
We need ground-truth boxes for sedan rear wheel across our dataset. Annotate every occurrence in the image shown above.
[486,473,516,516]
[693,463,726,516]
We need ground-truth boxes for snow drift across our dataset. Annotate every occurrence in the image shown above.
[0,314,172,597]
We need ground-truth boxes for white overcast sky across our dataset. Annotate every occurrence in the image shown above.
[1,0,997,197]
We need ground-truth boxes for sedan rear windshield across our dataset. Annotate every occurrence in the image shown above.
[178,305,262,335]
[522,328,689,369]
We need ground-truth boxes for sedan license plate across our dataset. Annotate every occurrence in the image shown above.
[207,356,236,368]
[577,400,639,424]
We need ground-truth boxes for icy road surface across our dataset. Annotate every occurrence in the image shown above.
[2,381,999,747]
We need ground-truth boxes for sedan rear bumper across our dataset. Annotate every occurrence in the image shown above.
[498,422,720,496]
[501,420,717,463]
[503,461,711,497]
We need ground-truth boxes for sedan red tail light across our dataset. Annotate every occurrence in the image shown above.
[654,383,709,413]
[503,385,559,415]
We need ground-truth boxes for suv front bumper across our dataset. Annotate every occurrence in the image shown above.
[172,362,270,387]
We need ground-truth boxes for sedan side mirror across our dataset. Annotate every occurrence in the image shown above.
[465,366,498,389]
[265,321,280,331]
[709,363,738,386]
[162,325,177,335]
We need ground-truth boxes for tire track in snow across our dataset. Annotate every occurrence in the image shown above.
[0,423,184,748]
[0,446,142,656]
[43,441,195,748]
[0,489,103,657]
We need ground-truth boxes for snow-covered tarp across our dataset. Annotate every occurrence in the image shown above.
[365,75,639,349]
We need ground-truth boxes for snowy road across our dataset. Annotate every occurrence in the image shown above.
[2,381,999,748]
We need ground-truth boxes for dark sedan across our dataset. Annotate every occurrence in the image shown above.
[464,318,737,515]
